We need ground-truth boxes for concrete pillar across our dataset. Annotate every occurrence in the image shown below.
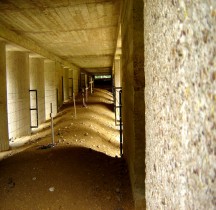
[85,74,88,88]
[29,57,45,127]
[144,1,216,209]
[68,69,73,97]
[63,67,69,101]
[90,76,93,94]
[73,68,80,95]
[6,51,31,139]
[112,67,115,88]
[114,58,121,119]
[0,42,9,151]
[80,72,85,89]
[55,62,63,108]
[114,58,121,88]
[120,55,123,88]
[44,60,57,120]
[121,0,145,209]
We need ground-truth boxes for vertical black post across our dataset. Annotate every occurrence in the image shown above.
[119,89,123,157]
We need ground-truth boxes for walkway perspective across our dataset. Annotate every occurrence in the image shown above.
[0,89,134,210]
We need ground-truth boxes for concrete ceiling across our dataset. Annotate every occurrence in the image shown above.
[0,0,121,74]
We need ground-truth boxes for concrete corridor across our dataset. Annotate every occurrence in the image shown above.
[0,0,216,209]
[0,89,134,210]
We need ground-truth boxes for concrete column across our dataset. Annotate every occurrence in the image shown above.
[68,69,73,97]
[90,76,93,94]
[44,60,57,120]
[85,74,88,88]
[0,42,9,151]
[55,62,63,108]
[120,55,123,88]
[114,58,121,119]
[73,68,80,95]
[6,51,30,139]
[80,73,85,89]
[114,58,121,88]
[112,67,115,88]
[29,57,45,127]
[121,0,145,209]
[63,67,69,101]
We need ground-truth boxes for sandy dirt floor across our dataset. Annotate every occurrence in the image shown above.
[0,88,134,210]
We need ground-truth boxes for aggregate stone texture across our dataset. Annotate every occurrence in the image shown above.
[144,0,216,209]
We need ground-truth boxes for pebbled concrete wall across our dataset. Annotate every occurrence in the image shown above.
[144,0,216,209]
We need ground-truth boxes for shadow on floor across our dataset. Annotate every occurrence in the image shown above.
[0,146,134,210]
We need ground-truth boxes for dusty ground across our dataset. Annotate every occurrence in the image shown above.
[0,88,134,210]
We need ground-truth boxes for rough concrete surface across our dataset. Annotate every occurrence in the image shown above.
[121,0,146,209]
[145,0,216,209]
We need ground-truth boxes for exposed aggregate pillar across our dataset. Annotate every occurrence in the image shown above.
[144,0,216,209]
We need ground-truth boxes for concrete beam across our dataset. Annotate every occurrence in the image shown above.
[0,23,78,69]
